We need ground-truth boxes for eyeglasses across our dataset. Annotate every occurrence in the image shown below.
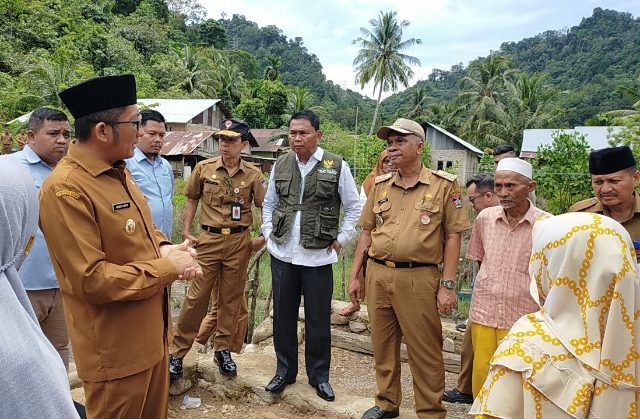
[467,194,484,204]
[93,115,142,131]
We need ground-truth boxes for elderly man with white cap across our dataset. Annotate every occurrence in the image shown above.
[465,158,551,398]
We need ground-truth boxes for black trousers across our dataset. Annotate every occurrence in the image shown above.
[270,256,333,385]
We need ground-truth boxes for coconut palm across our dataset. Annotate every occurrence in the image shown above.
[603,78,640,123]
[263,56,281,81]
[281,86,325,123]
[456,54,513,143]
[482,72,565,148]
[352,11,421,135]
[405,87,432,120]
[25,55,83,107]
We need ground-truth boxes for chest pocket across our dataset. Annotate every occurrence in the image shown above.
[274,173,292,197]
[316,172,338,199]
[412,200,441,230]
[202,180,223,206]
[372,201,392,226]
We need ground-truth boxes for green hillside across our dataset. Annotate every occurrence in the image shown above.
[1,2,638,149]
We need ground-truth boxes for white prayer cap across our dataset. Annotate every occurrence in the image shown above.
[496,157,533,180]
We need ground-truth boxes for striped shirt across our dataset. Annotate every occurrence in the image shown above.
[467,200,551,329]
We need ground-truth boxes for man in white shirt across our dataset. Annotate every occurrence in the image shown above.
[262,110,360,402]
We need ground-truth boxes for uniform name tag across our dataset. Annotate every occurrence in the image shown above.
[112,201,131,211]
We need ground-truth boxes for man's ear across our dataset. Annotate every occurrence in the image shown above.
[93,122,111,144]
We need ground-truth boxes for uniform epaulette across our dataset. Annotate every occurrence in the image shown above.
[568,198,598,212]
[374,173,393,184]
[434,170,457,182]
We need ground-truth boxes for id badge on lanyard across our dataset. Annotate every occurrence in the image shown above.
[231,202,242,221]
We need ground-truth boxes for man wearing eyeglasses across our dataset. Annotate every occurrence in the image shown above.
[125,110,174,240]
[39,74,203,419]
[443,173,498,405]
[169,118,266,380]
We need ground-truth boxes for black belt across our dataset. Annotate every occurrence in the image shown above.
[370,257,434,269]
[201,225,247,235]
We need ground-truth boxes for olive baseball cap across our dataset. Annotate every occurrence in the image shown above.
[376,118,425,142]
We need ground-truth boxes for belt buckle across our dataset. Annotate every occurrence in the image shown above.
[221,228,231,235]
[385,260,396,268]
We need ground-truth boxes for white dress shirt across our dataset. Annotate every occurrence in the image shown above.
[262,147,361,267]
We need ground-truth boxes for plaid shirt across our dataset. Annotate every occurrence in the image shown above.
[467,201,551,329]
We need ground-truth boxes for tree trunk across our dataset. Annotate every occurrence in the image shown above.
[368,85,384,135]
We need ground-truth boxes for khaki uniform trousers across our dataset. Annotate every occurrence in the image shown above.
[171,229,251,357]
[456,322,473,394]
[367,262,446,419]
[195,288,248,353]
[26,288,70,372]
[1,145,11,155]
[83,344,169,419]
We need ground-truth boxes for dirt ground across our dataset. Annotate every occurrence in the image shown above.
[166,344,471,419]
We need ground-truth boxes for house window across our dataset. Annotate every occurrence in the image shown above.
[446,161,453,169]
[437,161,444,170]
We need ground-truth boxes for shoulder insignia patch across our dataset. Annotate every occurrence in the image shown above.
[55,190,80,199]
[434,170,457,182]
[374,173,393,184]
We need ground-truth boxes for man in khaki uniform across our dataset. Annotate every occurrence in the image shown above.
[16,128,28,151]
[570,146,640,242]
[39,74,202,419]
[169,118,266,378]
[1,127,13,154]
[349,118,471,419]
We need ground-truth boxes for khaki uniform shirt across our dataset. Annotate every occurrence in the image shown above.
[1,132,12,147]
[39,142,178,382]
[569,193,640,242]
[359,167,471,263]
[184,156,266,228]
[16,133,27,151]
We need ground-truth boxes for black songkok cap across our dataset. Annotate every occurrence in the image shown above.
[589,146,636,175]
[216,118,259,147]
[58,75,137,119]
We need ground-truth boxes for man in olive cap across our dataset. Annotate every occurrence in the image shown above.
[169,118,266,379]
[570,146,640,242]
[39,74,202,419]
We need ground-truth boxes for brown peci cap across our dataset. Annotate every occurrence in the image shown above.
[58,75,137,119]
[376,118,425,142]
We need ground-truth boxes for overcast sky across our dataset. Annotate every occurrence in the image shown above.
[201,0,640,99]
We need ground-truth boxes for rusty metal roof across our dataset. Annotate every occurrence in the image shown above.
[161,131,214,156]
[252,129,288,153]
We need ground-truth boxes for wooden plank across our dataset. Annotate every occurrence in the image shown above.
[331,329,460,373]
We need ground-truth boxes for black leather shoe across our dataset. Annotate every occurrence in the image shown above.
[169,354,183,379]
[265,375,296,393]
[214,350,237,376]
[442,388,473,404]
[312,381,335,401]
[361,406,400,419]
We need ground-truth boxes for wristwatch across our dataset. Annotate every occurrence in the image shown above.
[440,279,457,290]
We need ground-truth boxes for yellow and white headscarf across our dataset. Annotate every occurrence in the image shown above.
[471,212,640,419]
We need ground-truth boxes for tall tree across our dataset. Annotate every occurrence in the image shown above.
[263,56,281,81]
[404,87,431,121]
[455,54,512,145]
[352,10,421,134]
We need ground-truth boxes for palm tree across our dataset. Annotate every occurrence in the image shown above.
[603,78,640,123]
[25,55,83,107]
[426,102,462,134]
[172,45,210,96]
[455,54,513,144]
[263,56,281,81]
[281,86,325,123]
[352,11,422,134]
[482,72,565,148]
[405,87,432,120]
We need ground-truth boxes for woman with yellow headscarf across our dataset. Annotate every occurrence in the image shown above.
[471,212,640,419]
